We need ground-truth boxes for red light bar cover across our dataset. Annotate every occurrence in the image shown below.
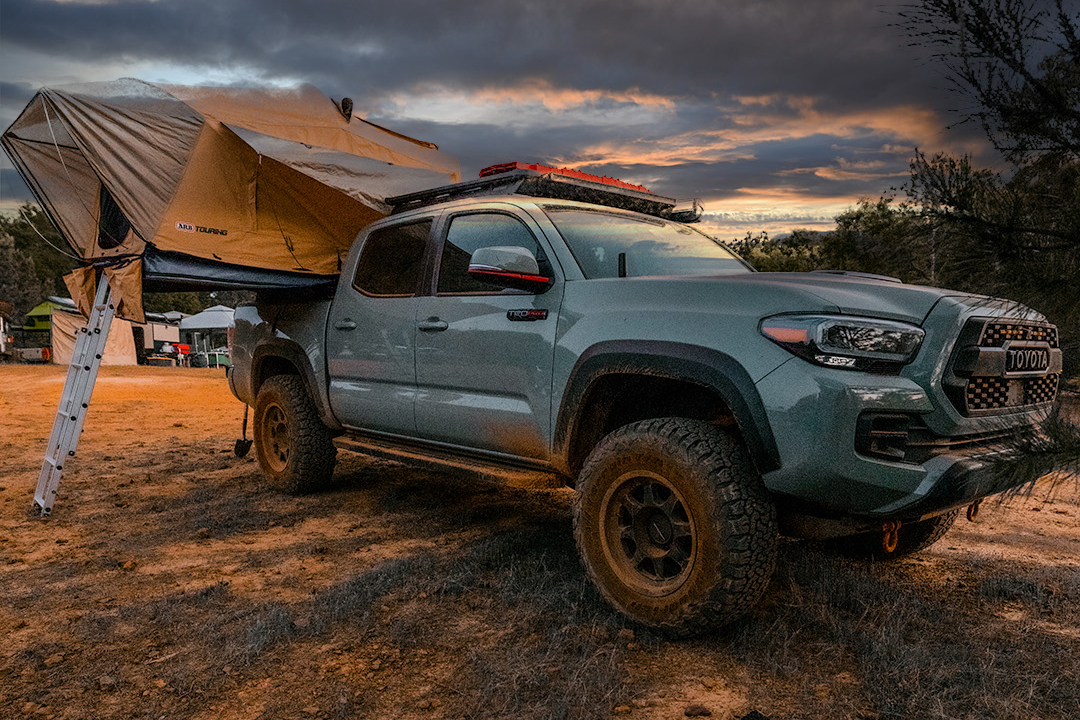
[479,162,652,194]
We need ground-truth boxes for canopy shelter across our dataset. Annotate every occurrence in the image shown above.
[180,304,235,366]
[2,79,461,320]
[179,304,235,332]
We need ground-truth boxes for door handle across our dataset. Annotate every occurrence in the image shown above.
[418,318,449,332]
[334,319,357,331]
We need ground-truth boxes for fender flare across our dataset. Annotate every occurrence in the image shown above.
[251,340,342,431]
[554,340,780,475]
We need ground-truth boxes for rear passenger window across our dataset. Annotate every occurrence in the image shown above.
[353,220,431,296]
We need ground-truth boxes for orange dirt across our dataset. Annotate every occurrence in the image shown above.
[1,364,1077,720]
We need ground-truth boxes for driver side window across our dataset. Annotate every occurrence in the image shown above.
[437,213,551,294]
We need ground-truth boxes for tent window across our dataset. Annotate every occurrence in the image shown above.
[97,186,131,249]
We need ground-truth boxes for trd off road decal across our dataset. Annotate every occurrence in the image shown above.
[507,309,549,322]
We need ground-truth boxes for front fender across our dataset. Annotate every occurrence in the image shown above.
[553,340,781,475]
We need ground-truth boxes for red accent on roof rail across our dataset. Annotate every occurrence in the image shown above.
[479,162,652,194]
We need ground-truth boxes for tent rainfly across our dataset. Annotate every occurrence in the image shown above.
[2,79,462,321]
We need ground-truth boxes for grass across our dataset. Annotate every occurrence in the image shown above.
[4,435,1078,719]
[725,543,1080,720]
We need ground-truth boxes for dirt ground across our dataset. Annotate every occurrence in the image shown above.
[1,364,1077,720]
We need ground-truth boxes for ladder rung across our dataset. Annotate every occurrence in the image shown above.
[35,278,115,516]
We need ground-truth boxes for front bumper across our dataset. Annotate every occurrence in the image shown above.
[756,358,1033,525]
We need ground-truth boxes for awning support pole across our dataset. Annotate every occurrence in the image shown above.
[35,276,115,516]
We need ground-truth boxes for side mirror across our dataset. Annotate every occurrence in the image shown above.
[468,246,552,291]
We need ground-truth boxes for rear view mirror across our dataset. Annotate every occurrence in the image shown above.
[468,246,552,291]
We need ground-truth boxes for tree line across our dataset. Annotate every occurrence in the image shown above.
[736,0,1078,378]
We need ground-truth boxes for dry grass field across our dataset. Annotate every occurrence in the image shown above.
[1,364,1078,720]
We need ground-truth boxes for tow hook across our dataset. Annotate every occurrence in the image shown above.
[966,500,982,522]
[882,521,901,554]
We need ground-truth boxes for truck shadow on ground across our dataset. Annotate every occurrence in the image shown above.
[4,449,1078,720]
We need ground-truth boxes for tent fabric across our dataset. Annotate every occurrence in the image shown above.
[63,266,97,319]
[103,259,145,323]
[50,308,137,366]
[63,263,145,324]
[141,247,336,292]
[2,78,461,302]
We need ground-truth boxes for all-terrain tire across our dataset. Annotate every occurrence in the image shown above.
[830,508,960,559]
[253,374,337,494]
[574,417,778,636]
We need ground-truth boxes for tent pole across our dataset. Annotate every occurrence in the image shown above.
[34,275,115,516]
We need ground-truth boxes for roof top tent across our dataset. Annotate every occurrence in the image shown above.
[2,79,460,516]
[1,79,462,320]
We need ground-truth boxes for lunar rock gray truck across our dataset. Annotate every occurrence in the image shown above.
[228,166,1062,633]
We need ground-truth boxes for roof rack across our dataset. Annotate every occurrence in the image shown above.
[386,163,702,222]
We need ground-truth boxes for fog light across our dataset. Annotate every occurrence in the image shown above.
[855,413,911,461]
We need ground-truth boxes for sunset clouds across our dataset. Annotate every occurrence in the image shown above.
[0,0,993,239]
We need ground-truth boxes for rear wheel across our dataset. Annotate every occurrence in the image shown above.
[574,418,777,635]
[831,509,959,559]
[254,375,336,494]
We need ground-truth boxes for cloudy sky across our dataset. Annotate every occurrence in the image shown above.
[0,0,991,240]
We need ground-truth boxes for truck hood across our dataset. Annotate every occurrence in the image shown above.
[712,271,977,324]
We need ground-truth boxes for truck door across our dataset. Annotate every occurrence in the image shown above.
[326,219,432,437]
[414,209,563,461]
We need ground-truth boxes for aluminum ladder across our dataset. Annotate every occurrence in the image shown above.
[34,277,115,516]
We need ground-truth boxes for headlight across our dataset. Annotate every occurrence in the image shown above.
[760,314,924,372]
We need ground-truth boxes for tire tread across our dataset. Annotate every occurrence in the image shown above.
[573,417,777,635]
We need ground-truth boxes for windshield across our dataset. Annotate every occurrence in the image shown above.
[543,206,750,279]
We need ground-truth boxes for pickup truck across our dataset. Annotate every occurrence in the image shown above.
[228,165,1062,634]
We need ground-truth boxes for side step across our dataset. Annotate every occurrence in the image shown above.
[332,433,566,488]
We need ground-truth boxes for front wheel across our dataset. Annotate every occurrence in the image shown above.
[574,418,778,635]
[253,375,337,494]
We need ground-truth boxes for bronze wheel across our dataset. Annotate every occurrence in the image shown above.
[574,417,777,635]
[253,375,337,494]
[600,471,696,596]
[259,403,293,473]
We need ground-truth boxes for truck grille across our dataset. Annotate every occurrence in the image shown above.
[965,377,1010,411]
[946,319,1061,416]
[1024,373,1060,405]
[979,321,1059,348]
[964,373,1060,411]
